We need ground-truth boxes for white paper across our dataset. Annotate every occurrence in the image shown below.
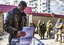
[20,27,34,44]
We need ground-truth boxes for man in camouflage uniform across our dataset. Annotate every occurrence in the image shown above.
[40,21,46,39]
[37,20,41,36]
[4,1,27,45]
[46,20,52,38]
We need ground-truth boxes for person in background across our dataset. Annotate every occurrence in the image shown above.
[40,21,46,39]
[30,22,36,28]
[46,20,52,38]
[55,18,63,44]
[4,1,27,45]
[37,20,41,36]
[30,22,36,36]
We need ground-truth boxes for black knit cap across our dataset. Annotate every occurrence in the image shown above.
[19,1,27,7]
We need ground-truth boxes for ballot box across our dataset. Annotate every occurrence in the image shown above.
[11,27,34,45]
[11,27,44,45]
[11,37,44,45]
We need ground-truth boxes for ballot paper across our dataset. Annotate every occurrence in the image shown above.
[20,27,34,44]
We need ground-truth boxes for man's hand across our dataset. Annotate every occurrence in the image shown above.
[17,31,26,37]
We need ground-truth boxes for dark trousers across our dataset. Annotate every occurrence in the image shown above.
[9,35,12,45]
[40,30,45,39]
[40,33,45,39]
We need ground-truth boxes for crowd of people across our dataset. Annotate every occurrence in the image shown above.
[36,20,53,39]
[33,18,63,44]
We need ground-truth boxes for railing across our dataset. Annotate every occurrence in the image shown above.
[30,37,44,45]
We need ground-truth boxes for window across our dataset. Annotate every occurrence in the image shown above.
[40,4,41,6]
[32,4,33,6]
[14,1,18,5]
[40,0,41,2]
[42,10,46,12]
[42,6,46,8]
[42,3,45,5]
[5,2,10,5]
[40,11,41,13]
[40,8,41,9]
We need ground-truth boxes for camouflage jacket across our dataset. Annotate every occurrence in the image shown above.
[4,8,27,37]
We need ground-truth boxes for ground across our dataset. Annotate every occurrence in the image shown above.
[0,32,64,45]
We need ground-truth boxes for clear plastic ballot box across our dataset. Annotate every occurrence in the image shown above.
[11,27,44,45]
[11,37,44,45]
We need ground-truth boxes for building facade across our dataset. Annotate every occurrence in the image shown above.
[0,0,51,13]
[27,0,37,12]
[37,0,47,13]
[28,0,50,13]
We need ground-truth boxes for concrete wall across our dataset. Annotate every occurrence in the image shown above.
[0,13,4,35]
[32,15,64,26]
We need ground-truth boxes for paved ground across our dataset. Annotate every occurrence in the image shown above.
[0,32,9,45]
[41,39,64,45]
[34,34,64,45]
[0,32,64,45]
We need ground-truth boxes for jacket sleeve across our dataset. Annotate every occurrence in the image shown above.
[4,12,17,34]
[25,15,28,26]
[23,12,28,26]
